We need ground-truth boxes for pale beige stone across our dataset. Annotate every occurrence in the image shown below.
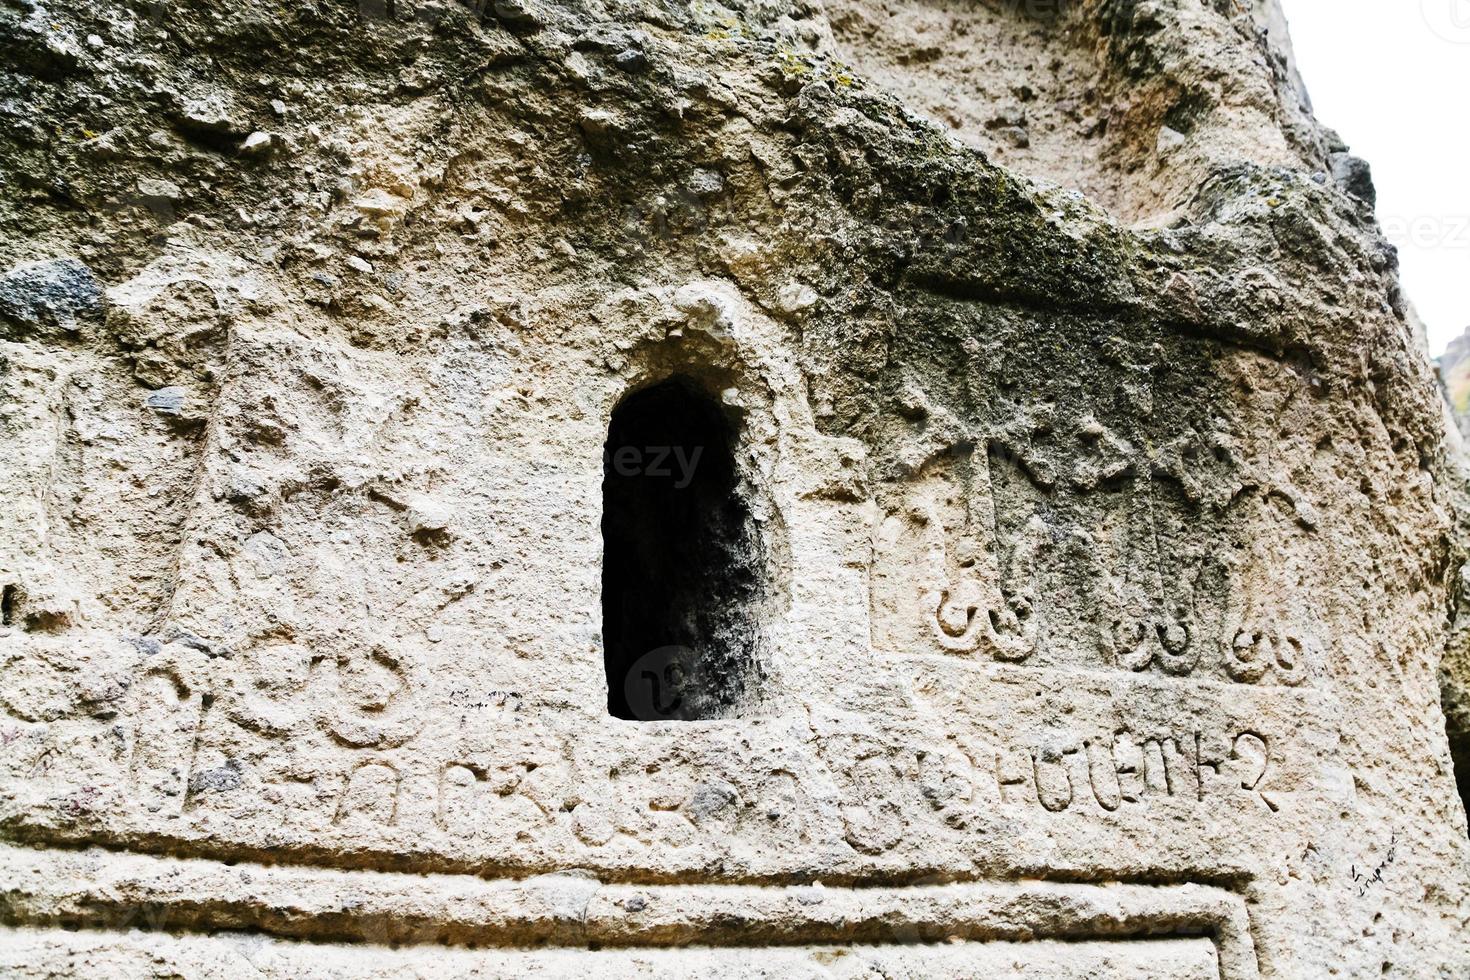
[1,0,1467,977]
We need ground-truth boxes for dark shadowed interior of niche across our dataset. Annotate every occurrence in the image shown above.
[1443,695,1470,837]
[601,377,766,721]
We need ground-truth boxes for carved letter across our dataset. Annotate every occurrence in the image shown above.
[334,762,402,827]
[436,763,485,835]
[128,670,205,809]
[1031,746,1076,813]
[1087,738,1123,812]
[1231,731,1279,813]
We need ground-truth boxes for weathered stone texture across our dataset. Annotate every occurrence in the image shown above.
[1,0,1467,976]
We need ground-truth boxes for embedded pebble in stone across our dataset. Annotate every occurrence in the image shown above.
[613,48,648,73]
[407,496,453,538]
[144,387,187,415]
[136,177,182,204]
[0,258,104,338]
[240,131,275,156]
[1156,125,1188,155]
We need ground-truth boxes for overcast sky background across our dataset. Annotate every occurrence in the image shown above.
[1279,1,1470,356]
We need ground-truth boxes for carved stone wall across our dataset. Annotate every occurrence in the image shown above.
[1,0,1468,976]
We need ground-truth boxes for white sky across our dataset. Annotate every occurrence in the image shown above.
[1278,0,1470,355]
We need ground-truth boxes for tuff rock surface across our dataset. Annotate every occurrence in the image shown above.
[1,0,1468,976]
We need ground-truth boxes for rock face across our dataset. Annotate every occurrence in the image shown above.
[1439,327,1470,433]
[1,0,1468,976]
[1435,327,1470,886]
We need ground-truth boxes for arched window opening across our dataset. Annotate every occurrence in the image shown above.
[601,377,764,721]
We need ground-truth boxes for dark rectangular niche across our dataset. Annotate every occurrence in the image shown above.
[600,376,765,721]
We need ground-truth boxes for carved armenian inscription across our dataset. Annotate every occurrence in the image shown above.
[0,631,1332,894]
[872,397,1330,687]
[896,644,1338,864]
[936,728,1283,816]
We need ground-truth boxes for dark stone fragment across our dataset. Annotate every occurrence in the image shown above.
[188,759,243,797]
[144,386,187,415]
[0,258,104,340]
[1329,152,1375,206]
[613,48,648,73]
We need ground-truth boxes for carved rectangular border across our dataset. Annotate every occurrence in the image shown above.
[0,929,1227,978]
[0,844,1258,980]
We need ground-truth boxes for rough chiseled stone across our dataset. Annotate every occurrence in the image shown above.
[0,0,1467,977]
